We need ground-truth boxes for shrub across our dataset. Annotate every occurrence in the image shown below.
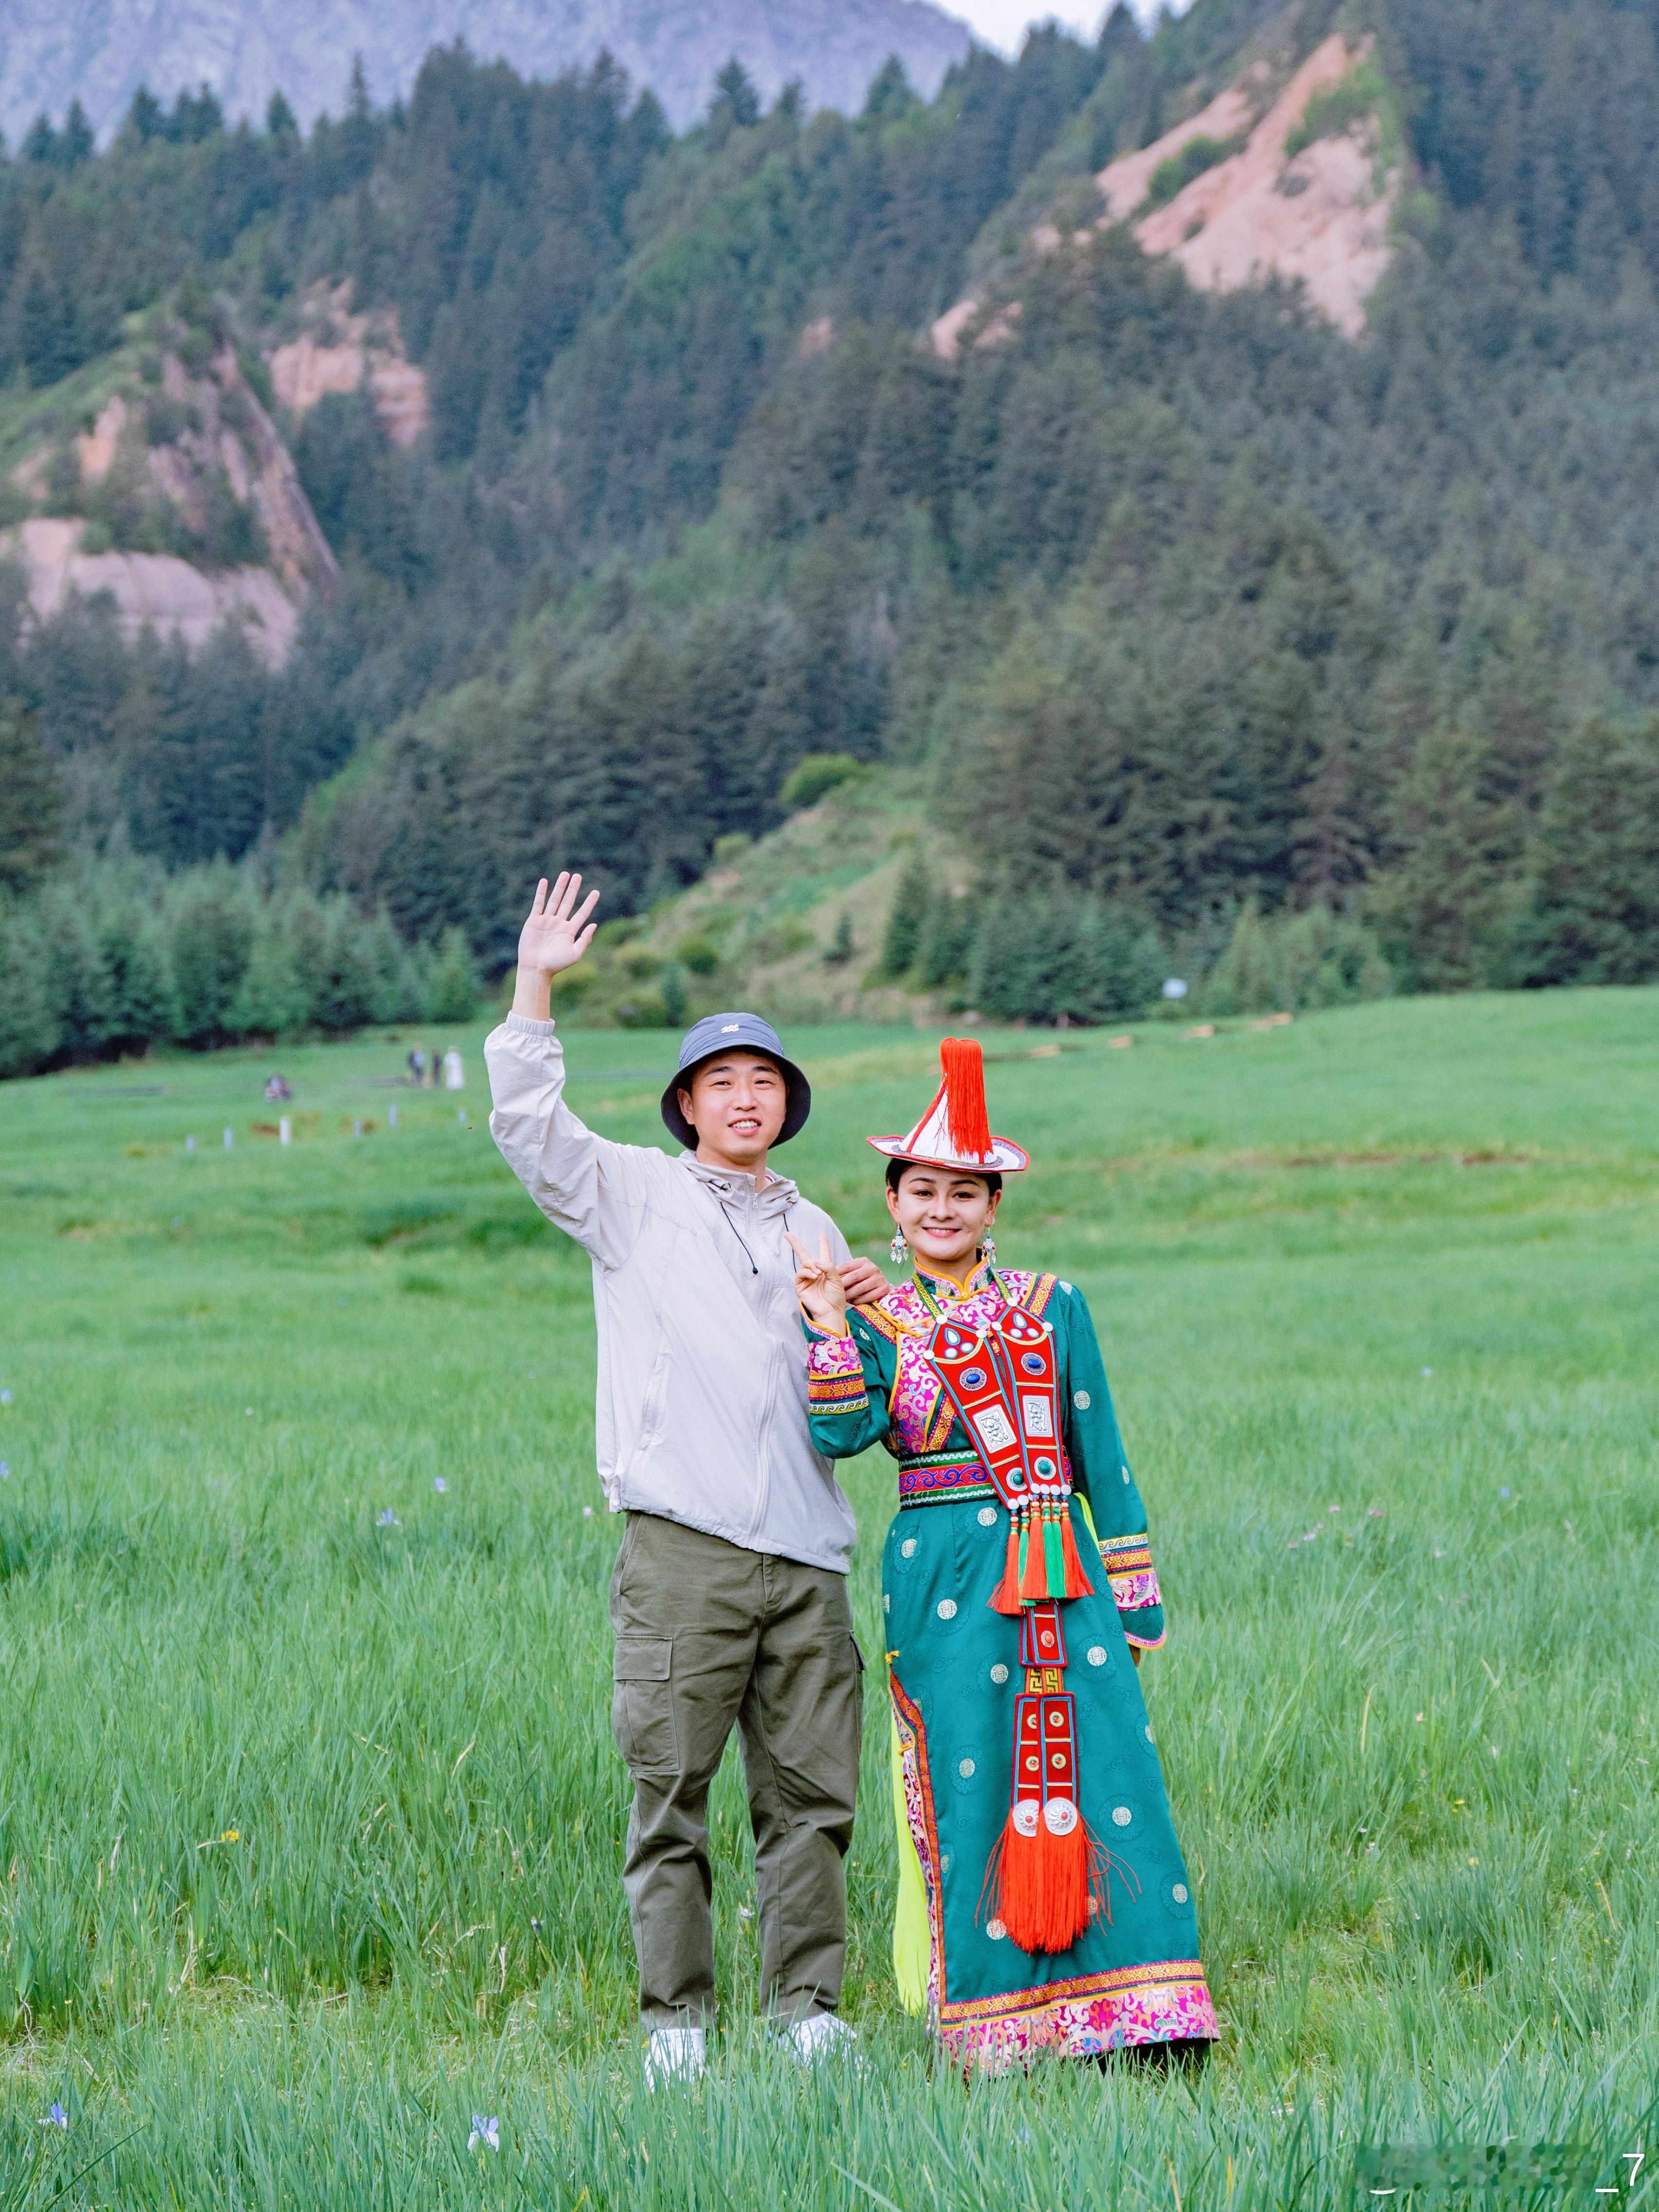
[1284,59,1391,161]
[749,917,815,963]
[676,933,721,976]
[1278,906,1395,1009]
[779,753,869,809]
[1144,133,1243,210]
[1200,899,1283,1017]
[1203,898,1395,1015]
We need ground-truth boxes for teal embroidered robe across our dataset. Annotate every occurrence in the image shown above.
[804,1261,1216,2066]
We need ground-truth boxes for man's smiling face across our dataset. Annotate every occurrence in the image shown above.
[678,1050,789,1171]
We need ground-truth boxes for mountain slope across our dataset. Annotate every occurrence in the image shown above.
[0,0,972,143]
[5,0,1659,1029]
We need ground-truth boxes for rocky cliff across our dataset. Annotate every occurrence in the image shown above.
[934,31,1403,358]
[0,0,972,143]
[2,343,338,667]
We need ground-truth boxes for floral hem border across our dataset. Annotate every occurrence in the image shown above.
[939,1971,1218,2070]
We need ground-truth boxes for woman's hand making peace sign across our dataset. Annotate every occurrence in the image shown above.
[786,1230,852,1337]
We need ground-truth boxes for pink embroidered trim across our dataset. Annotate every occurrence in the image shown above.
[939,1970,1218,2069]
[890,1674,943,2028]
[806,1334,864,1378]
[888,1334,946,1454]
[877,1271,1053,1455]
[1108,1567,1162,1613]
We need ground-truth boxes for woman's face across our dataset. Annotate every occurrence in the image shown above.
[886,1165,1001,1273]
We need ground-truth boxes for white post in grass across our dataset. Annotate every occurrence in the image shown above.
[279,1116,292,1147]
[186,1134,196,1154]
[353,1118,363,1139]
[389,1103,398,1130]
[223,1127,233,1151]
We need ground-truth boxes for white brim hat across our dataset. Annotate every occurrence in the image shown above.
[867,1037,1028,1174]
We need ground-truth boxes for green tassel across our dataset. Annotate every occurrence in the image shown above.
[1043,1508,1065,1599]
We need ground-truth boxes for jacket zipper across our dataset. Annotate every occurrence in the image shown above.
[748,1187,779,1544]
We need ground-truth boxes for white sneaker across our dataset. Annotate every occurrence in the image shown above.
[644,2026,706,2088]
[781,2013,859,2065]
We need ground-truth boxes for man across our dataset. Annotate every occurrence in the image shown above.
[485,872,886,2085]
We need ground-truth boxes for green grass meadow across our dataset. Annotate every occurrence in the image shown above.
[0,991,1657,2207]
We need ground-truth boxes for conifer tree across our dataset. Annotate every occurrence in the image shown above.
[0,910,57,1078]
[100,909,176,1053]
[1512,713,1659,985]
[428,927,480,1022]
[0,708,63,896]
[883,852,931,979]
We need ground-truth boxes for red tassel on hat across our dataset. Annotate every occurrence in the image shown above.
[939,1037,993,1161]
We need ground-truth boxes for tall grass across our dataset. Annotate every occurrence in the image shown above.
[0,992,1656,2204]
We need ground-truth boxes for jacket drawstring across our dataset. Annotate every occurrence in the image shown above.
[719,1201,760,1275]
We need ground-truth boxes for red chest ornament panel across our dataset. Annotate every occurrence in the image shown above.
[925,1302,1062,1507]
[926,1299,1091,1612]
[920,1289,1137,1956]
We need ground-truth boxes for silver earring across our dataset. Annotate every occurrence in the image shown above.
[979,1235,996,1264]
[890,1229,910,1265]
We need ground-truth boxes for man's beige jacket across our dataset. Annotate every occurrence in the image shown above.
[485,1013,857,1573]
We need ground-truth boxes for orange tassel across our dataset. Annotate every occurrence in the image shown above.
[988,1516,1025,1615]
[1059,1510,1095,1600]
[981,1812,1094,1956]
[939,1037,993,1161]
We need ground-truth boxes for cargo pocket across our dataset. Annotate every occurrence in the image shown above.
[611,1635,677,1778]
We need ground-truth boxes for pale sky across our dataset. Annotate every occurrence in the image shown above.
[946,0,1174,58]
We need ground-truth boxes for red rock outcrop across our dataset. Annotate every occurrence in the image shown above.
[268,287,429,449]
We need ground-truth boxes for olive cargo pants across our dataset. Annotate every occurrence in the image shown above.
[609,1512,864,2029]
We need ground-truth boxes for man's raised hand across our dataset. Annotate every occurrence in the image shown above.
[512,874,600,1021]
[520,873,600,975]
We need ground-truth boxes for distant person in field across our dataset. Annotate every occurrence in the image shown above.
[788,1038,1217,2070]
[485,871,887,2087]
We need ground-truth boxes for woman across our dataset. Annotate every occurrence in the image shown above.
[789,1038,1217,2069]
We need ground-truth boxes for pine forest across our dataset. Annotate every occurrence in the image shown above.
[3,0,1659,1070]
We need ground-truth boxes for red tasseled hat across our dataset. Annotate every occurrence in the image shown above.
[867,1036,1029,1174]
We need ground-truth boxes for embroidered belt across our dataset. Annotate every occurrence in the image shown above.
[896,1454,996,1505]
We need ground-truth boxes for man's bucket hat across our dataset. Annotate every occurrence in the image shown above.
[661,1012,812,1149]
